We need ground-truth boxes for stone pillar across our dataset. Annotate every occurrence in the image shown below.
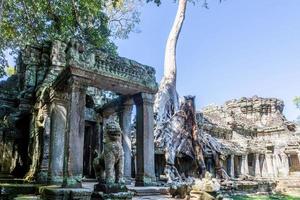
[254,153,261,177]
[133,93,155,186]
[62,82,86,188]
[241,155,249,175]
[245,154,249,175]
[273,154,278,178]
[261,154,268,178]
[119,99,133,180]
[230,155,235,178]
[48,100,67,184]
[37,111,51,183]
[265,154,274,177]
[95,121,103,154]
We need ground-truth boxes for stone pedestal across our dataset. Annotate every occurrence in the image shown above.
[62,83,86,188]
[94,183,127,194]
[133,93,156,186]
[40,186,92,200]
[92,183,133,200]
[118,99,133,181]
[48,101,67,184]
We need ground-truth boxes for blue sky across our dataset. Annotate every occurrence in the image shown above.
[115,0,300,120]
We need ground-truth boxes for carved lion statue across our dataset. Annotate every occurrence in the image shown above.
[93,121,124,185]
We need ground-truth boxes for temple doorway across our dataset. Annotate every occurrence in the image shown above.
[289,154,300,172]
[83,121,97,178]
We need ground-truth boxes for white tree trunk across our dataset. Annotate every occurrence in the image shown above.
[154,0,187,126]
[163,0,187,86]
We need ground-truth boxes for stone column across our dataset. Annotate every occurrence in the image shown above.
[119,99,134,180]
[133,93,155,186]
[230,155,235,178]
[273,154,278,178]
[37,110,51,183]
[261,154,268,178]
[95,120,103,154]
[48,99,67,184]
[62,82,86,188]
[241,155,249,175]
[254,153,261,177]
[265,154,274,177]
[245,154,249,175]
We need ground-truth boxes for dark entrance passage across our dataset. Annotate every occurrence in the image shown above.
[289,154,300,172]
[83,121,97,178]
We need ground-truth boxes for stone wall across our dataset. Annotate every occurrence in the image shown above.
[197,96,300,179]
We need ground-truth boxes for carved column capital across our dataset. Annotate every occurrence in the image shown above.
[133,93,154,105]
[67,77,87,91]
[49,89,68,105]
[119,98,134,112]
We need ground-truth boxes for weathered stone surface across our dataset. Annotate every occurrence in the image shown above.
[196,96,300,179]
[91,191,133,200]
[192,172,220,193]
[0,39,158,193]
[93,121,125,185]
[134,93,156,186]
[40,186,92,200]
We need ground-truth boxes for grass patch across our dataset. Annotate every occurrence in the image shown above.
[230,194,300,200]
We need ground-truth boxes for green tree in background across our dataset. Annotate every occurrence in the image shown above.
[293,96,300,124]
[294,96,300,109]
[0,0,141,77]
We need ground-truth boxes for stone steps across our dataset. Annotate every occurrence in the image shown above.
[128,186,169,196]
[13,195,41,200]
[0,178,25,184]
[0,183,40,199]
[276,176,300,189]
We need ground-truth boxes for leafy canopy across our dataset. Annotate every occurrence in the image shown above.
[294,96,300,110]
[146,0,222,7]
[0,0,141,77]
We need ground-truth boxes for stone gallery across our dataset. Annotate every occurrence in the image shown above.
[0,40,300,199]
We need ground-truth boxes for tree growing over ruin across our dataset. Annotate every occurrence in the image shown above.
[0,0,141,77]
[148,0,217,124]
[148,0,225,181]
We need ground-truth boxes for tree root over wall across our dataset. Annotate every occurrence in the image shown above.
[154,96,229,183]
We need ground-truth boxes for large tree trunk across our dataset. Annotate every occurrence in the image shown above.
[154,0,187,128]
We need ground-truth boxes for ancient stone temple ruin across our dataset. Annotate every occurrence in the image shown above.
[199,96,299,180]
[0,40,158,199]
[0,40,300,199]
[153,95,300,197]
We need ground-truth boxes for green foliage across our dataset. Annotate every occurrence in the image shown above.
[5,66,15,76]
[230,194,297,200]
[146,0,223,8]
[293,96,300,109]
[105,0,142,39]
[0,0,140,78]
